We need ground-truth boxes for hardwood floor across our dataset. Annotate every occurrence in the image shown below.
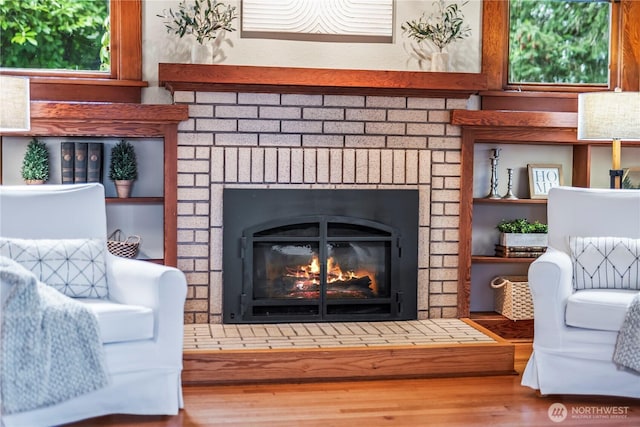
[68,344,640,427]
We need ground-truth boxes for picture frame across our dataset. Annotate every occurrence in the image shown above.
[241,0,393,43]
[623,167,640,189]
[528,164,563,199]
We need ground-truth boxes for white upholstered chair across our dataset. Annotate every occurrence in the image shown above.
[521,186,640,398]
[0,184,187,426]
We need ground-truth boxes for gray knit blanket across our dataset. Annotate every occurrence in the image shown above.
[613,292,640,374]
[0,256,109,415]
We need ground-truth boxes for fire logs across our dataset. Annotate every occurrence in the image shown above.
[283,275,374,298]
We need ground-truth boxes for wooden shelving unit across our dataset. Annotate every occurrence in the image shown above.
[0,101,188,266]
[453,110,585,320]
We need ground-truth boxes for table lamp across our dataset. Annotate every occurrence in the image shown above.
[0,75,31,132]
[577,89,640,188]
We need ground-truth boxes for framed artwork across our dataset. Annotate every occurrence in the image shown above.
[241,0,394,43]
[623,167,640,189]
[528,164,563,199]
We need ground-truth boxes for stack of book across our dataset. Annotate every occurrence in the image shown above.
[495,245,547,258]
[61,142,103,184]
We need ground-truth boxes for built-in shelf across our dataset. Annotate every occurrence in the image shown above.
[473,198,547,205]
[455,109,584,317]
[0,101,188,267]
[106,197,164,204]
[472,256,537,264]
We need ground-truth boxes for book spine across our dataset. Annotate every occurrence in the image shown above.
[87,143,103,183]
[74,142,88,183]
[60,142,75,184]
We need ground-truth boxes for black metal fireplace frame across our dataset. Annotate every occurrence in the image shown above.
[242,215,398,322]
[223,189,418,323]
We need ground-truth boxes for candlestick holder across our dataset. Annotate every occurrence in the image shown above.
[503,168,518,199]
[610,169,624,189]
[486,148,501,199]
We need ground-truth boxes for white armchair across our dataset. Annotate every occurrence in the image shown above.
[522,186,640,398]
[0,184,187,426]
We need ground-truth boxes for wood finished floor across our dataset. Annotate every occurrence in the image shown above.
[66,343,640,427]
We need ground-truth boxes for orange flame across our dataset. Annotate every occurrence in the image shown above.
[288,255,377,295]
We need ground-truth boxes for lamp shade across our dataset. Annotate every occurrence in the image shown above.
[577,91,640,141]
[0,75,30,132]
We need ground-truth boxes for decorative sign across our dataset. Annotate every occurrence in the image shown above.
[528,164,563,199]
[241,0,393,43]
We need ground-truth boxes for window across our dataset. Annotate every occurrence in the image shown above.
[0,0,110,72]
[481,0,640,93]
[0,0,143,103]
[508,0,611,86]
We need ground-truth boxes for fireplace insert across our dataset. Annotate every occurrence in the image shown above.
[223,189,418,323]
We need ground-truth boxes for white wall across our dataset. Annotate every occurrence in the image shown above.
[142,0,483,103]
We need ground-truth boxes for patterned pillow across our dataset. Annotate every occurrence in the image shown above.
[569,236,640,290]
[0,237,108,298]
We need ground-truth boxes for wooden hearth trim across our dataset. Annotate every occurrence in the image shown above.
[183,342,514,384]
[181,319,514,384]
[159,63,487,98]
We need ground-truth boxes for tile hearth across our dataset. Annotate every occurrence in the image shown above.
[183,319,495,351]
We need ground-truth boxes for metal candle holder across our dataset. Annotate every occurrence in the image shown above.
[486,148,501,199]
[502,168,518,199]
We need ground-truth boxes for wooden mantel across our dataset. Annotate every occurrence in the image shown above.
[159,63,488,98]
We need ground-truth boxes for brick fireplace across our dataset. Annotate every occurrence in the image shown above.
[170,81,466,324]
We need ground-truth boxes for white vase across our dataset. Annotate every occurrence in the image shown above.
[430,52,449,72]
[190,43,211,64]
[500,233,548,248]
[114,180,133,198]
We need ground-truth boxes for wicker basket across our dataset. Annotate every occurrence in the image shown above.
[490,276,534,320]
[107,229,141,259]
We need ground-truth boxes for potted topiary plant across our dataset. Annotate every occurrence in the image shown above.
[21,138,49,184]
[157,0,237,62]
[401,0,471,71]
[109,140,138,198]
[497,218,548,248]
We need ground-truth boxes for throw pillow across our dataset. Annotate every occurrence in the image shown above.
[0,237,108,298]
[569,236,640,290]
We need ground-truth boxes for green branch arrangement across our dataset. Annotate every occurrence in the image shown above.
[21,138,49,182]
[109,140,138,181]
[157,0,237,45]
[497,219,548,234]
[402,0,471,53]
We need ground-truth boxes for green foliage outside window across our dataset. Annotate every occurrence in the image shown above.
[509,0,610,85]
[0,0,110,71]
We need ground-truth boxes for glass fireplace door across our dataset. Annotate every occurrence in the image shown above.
[244,217,398,322]
[249,222,323,319]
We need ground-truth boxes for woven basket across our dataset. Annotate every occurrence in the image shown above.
[490,276,534,320]
[107,229,141,259]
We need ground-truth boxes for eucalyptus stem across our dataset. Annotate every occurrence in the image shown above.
[402,0,471,53]
[158,0,237,45]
